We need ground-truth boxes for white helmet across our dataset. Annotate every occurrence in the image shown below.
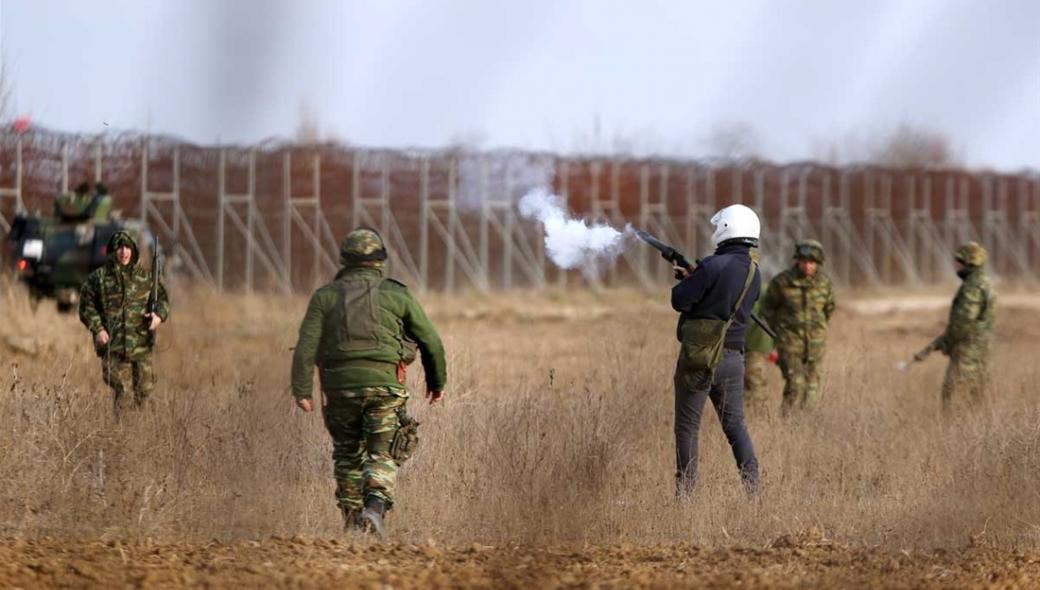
[710,204,760,247]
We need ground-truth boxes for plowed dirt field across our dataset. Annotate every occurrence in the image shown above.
[3,537,1040,589]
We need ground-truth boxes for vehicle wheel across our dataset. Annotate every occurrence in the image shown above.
[55,288,79,313]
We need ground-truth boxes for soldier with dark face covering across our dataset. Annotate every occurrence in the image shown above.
[913,241,996,408]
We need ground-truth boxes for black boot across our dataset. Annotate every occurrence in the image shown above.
[359,496,387,538]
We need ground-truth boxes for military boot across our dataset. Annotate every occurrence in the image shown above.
[359,496,387,538]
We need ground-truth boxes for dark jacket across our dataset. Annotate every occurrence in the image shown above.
[671,243,761,351]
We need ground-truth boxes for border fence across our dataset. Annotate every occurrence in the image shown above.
[1,129,1037,292]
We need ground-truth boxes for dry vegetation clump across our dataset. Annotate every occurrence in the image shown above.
[1,278,1039,550]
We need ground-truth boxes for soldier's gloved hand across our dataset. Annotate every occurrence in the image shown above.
[296,398,314,413]
[95,330,110,346]
[425,389,444,405]
[146,313,163,331]
[913,349,929,362]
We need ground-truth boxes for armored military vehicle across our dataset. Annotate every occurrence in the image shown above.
[6,183,152,312]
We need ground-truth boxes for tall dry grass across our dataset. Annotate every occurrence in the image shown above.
[1,277,1039,549]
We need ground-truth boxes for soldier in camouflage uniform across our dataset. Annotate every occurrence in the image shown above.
[79,230,170,411]
[292,228,447,537]
[759,240,836,414]
[743,283,775,409]
[913,242,995,408]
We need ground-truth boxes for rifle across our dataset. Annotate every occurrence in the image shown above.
[897,338,940,371]
[634,229,778,340]
[147,234,161,346]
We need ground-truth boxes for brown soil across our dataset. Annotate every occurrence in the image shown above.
[3,536,1040,589]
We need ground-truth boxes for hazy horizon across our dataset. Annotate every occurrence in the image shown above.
[1,1,1037,170]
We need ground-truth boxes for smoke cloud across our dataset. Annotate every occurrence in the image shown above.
[518,188,631,278]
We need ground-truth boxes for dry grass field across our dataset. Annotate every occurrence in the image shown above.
[2,277,1040,587]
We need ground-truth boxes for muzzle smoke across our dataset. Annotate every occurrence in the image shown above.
[518,188,631,278]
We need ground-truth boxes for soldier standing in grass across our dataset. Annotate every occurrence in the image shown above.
[742,248,775,409]
[912,242,995,408]
[759,240,836,415]
[79,230,170,412]
[743,283,775,410]
[291,228,447,537]
[672,204,761,497]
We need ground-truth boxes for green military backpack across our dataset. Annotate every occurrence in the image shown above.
[676,261,757,373]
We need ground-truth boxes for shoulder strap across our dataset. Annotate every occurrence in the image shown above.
[98,265,108,303]
[726,260,757,322]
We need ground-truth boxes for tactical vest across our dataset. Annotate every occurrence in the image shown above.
[333,274,417,365]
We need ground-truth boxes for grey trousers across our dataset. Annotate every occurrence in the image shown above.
[674,349,759,494]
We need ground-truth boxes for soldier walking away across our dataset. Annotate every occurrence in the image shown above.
[759,240,836,415]
[911,242,995,409]
[291,228,447,537]
[672,204,761,497]
[78,230,170,413]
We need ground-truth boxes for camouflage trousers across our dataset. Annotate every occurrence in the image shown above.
[743,351,771,408]
[942,354,990,409]
[777,348,824,413]
[322,389,406,516]
[101,357,154,411]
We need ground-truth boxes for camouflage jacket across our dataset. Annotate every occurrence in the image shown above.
[930,267,996,356]
[759,266,836,354]
[291,266,447,399]
[744,284,775,354]
[79,231,171,361]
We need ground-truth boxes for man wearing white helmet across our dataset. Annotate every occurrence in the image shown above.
[671,204,761,496]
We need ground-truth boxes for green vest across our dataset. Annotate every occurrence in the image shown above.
[329,271,416,367]
[291,266,447,398]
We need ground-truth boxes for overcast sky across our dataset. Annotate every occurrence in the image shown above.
[2,0,1037,170]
